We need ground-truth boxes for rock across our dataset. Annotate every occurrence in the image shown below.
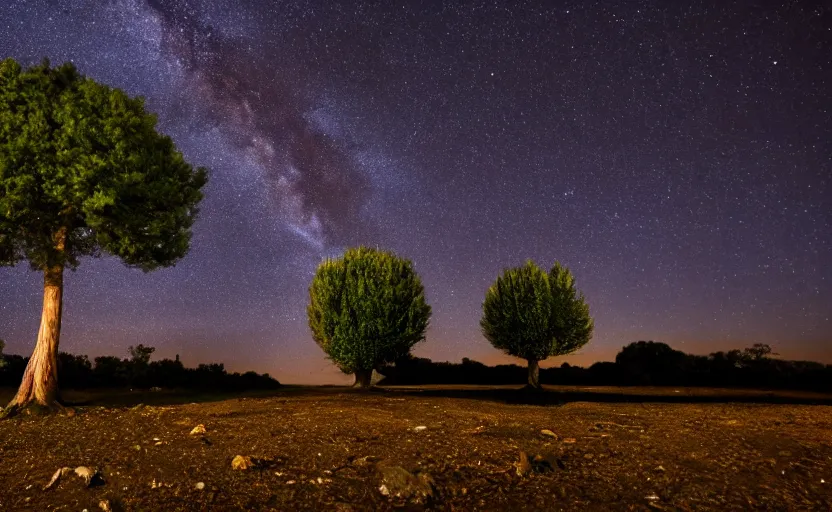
[75,466,104,487]
[371,370,386,385]
[377,464,435,503]
[44,467,73,490]
[352,455,380,467]
[98,500,111,512]
[190,424,207,435]
[540,429,558,439]
[413,426,427,432]
[562,437,577,443]
[645,493,660,501]
[232,455,254,470]
[515,451,532,477]
[195,482,205,490]
[655,465,666,472]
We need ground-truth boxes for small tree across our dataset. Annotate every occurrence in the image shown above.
[0,59,206,415]
[128,344,156,387]
[128,344,156,365]
[742,343,777,361]
[481,261,593,389]
[308,246,431,387]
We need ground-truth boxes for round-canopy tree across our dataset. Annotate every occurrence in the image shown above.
[481,261,593,389]
[0,59,207,415]
[307,247,431,387]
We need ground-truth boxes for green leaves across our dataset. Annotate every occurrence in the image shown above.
[308,247,432,374]
[0,58,206,272]
[481,260,593,362]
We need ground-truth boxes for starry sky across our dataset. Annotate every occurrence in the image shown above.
[0,0,829,384]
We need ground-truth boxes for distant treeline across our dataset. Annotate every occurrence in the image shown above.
[380,341,832,392]
[0,344,280,391]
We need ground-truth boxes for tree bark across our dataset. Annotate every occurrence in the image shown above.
[353,369,373,388]
[527,359,541,389]
[4,231,66,416]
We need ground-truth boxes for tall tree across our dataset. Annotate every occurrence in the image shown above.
[481,261,593,389]
[308,247,431,387]
[0,59,206,415]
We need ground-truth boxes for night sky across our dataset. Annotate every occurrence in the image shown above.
[0,1,829,384]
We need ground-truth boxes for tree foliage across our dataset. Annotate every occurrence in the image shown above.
[307,247,431,381]
[0,58,207,272]
[481,261,593,362]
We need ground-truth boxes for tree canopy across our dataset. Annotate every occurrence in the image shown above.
[481,260,593,387]
[307,246,431,387]
[0,58,207,272]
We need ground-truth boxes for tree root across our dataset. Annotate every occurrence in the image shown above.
[1,400,74,419]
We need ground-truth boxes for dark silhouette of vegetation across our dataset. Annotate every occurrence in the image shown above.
[308,246,431,388]
[0,347,279,392]
[481,261,593,388]
[381,342,832,392]
[0,58,207,415]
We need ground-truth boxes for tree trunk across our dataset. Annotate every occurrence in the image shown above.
[4,232,67,416]
[527,359,541,389]
[353,369,373,388]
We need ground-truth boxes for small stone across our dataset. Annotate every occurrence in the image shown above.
[378,464,435,502]
[583,453,594,460]
[44,467,73,490]
[540,429,558,439]
[74,466,103,487]
[190,424,207,435]
[413,426,427,432]
[655,465,666,472]
[562,438,577,444]
[515,451,532,477]
[286,480,296,485]
[195,482,205,490]
[98,499,111,512]
[645,493,660,501]
[133,445,141,451]
[232,455,254,470]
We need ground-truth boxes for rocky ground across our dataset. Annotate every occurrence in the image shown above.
[0,385,830,511]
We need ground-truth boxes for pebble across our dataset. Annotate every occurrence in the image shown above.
[190,424,207,435]
[196,482,205,490]
[414,426,427,432]
[540,429,558,438]
[232,455,254,470]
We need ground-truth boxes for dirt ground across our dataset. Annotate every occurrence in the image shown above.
[0,385,830,511]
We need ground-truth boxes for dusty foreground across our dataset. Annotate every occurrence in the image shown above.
[0,386,831,511]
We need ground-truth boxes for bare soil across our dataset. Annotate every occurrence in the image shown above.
[0,385,831,511]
